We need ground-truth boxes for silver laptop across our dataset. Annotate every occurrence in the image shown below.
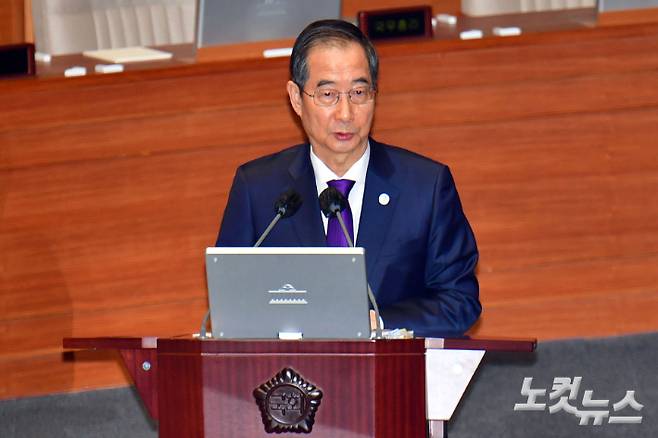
[196,0,342,47]
[205,247,370,339]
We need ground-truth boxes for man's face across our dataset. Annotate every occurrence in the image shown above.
[287,42,375,174]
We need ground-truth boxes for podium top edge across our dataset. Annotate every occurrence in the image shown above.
[63,336,536,353]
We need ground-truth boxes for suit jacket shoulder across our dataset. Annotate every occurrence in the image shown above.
[236,143,308,182]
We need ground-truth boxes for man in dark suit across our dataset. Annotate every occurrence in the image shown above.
[216,20,481,337]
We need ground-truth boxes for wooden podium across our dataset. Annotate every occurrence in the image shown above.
[63,337,535,438]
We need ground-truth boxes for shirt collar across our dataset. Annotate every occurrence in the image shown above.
[309,142,370,192]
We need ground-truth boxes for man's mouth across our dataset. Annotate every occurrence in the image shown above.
[334,132,354,141]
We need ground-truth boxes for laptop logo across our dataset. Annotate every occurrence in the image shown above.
[268,283,308,305]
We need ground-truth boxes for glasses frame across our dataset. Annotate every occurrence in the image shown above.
[300,85,377,107]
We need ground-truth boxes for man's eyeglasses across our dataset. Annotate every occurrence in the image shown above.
[301,86,376,107]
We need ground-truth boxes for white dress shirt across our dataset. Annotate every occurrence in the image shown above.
[309,143,370,242]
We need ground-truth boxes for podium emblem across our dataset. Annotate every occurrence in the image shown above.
[254,367,323,433]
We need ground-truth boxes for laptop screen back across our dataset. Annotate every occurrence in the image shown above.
[205,247,370,339]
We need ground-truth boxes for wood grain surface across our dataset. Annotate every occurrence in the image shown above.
[2,22,658,399]
[155,339,427,437]
[0,0,24,45]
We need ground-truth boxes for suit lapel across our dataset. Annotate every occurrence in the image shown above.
[357,140,400,275]
[288,145,327,246]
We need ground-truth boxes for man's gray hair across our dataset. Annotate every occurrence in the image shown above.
[290,19,379,90]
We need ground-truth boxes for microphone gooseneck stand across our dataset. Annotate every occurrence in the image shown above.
[320,187,383,339]
[199,189,302,339]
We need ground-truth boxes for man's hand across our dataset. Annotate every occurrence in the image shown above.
[370,310,384,331]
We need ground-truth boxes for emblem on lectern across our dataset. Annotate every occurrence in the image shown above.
[253,367,323,433]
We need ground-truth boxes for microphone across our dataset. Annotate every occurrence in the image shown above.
[274,189,303,219]
[200,189,303,338]
[318,187,383,339]
[255,189,302,246]
[319,186,353,246]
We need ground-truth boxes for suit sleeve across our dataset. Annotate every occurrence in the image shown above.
[379,166,481,337]
[215,167,257,247]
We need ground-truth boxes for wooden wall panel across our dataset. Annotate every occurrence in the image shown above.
[599,7,658,26]
[474,288,658,339]
[0,351,126,400]
[478,253,658,304]
[2,23,658,399]
[1,299,207,362]
[0,64,290,132]
[0,104,300,170]
[0,0,24,45]
[375,69,658,129]
[378,33,658,93]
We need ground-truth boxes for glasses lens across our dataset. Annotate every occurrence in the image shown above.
[311,87,374,106]
[349,87,371,104]
[315,89,338,106]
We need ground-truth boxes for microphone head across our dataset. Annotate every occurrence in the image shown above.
[274,189,303,218]
[319,187,348,218]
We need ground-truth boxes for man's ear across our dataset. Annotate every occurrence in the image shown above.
[287,80,303,117]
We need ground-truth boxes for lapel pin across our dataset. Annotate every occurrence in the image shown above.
[378,193,390,206]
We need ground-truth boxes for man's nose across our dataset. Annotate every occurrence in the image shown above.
[334,93,354,122]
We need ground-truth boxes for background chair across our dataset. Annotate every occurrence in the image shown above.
[31,0,196,55]
[462,0,596,16]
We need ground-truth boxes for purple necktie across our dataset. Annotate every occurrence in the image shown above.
[326,179,355,247]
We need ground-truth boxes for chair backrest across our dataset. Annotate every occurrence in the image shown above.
[32,0,196,55]
[462,0,596,16]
